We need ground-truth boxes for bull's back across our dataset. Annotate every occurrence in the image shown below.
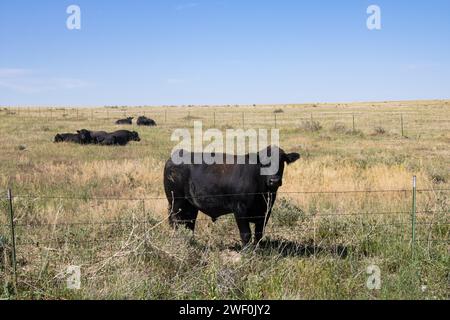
[164,155,262,215]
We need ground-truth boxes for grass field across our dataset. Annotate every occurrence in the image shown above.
[0,100,449,299]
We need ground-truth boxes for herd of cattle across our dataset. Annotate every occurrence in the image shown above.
[55,129,141,145]
[52,114,302,246]
[116,116,157,126]
[54,116,155,145]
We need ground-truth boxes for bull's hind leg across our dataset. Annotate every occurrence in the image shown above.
[181,203,199,232]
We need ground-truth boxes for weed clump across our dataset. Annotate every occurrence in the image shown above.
[373,127,386,135]
[429,169,448,184]
[332,122,364,136]
[299,120,322,132]
[272,198,305,227]
[0,235,9,271]
[332,122,347,134]
[183,115,201,121]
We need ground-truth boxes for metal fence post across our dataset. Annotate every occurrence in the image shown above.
[142,199,148,245]
[274,114,277,129]
[352,114,355,132]
[242,112,245,129]
[411,176,417,256]
[401,114,404,137]
[7,189,17,293]
[213,112,216,127]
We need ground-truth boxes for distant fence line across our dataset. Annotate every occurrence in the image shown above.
[1,107,449,133]
[2,108,450,121]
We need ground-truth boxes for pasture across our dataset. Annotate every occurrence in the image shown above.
[0,100,449,299]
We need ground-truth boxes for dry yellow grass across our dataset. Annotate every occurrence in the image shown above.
[0,100,448,299]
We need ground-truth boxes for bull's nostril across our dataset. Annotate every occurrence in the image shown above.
[269,178,281,186]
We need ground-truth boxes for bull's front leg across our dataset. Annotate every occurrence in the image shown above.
[234,210,252,246]
[254,220,265,245]
[254,212,272,244]
[254,194,275,245]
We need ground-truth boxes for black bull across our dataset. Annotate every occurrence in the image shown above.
[163,146,300,245]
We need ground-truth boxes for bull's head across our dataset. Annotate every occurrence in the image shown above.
[258,145,300,190]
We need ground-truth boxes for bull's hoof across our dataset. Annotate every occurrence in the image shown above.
[240,242,255,253]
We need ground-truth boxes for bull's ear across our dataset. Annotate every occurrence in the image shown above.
[76,130,81,134]
[285,152,300,164]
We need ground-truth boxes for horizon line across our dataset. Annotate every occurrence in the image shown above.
[1,98,450,109]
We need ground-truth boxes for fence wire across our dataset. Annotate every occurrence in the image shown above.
[5,188,450,201]
[2,210,449,228]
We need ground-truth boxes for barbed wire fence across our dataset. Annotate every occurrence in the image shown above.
[0,179,449,296]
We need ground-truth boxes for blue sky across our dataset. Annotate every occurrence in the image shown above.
[1,0,449,106]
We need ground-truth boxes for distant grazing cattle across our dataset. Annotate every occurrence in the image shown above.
[163,146,300,246]
[89,131,108,144]
[96,130,141,146]
[54,129,92,144]
[137,116,157,126]
[53,129,141,146]
[97,134,117,146]
[115,117,133,125]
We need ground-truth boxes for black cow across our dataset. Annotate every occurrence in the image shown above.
[115,117,133,125]
[97,130,141,146]
[89,131,108,144]
[98,134,117,145]
[54,129,92,144]
[163,146,300,245]
[137,116,157,126]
